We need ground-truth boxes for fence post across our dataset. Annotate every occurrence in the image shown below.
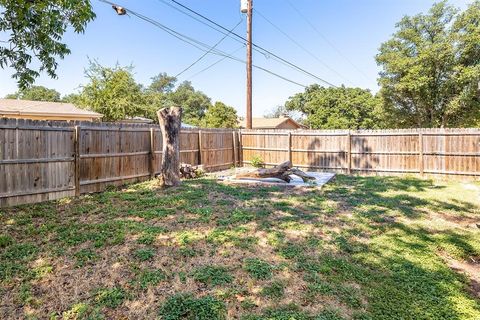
[287,132,292,164]
[347,130,352,175]
[149,128,155,179]
[232,131,238,167]
[74,126,81,196]
[198,130,203,165]
[238,131,243,166]
[419,132,424,176]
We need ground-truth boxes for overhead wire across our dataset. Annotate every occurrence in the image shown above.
[254,8,353,86]
[175,19,243,78]
[97,0,306,88]
[283,0,370,82]
[161,0,337,87]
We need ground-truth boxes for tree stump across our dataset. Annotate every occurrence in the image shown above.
[157,107,182,187]
[235,161,316,183]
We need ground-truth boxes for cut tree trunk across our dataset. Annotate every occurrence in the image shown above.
[157,107,182,187]
[235,161,316,183]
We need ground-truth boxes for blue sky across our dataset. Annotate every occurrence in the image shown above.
[0,0,472,116]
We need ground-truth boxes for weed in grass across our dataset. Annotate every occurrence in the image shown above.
[133,248,155,261]
[207,227,258,250]
[62,302,89,320]
[0,234,13,248]
[94,286,126,308]
[136,268,167,289]
[74,248,98,267]
[278,242,304,260]
[243,258,273,280]
[137,233,155,245]
[159,293,226,320]
[316,308,345,320]
[191,265,233,287]
[240,299,257,311]
[2,242,38,260]
[261,280,285,299]
[242,304,311,320]
[217,209,255,226]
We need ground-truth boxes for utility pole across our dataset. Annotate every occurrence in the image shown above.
[243,0,253,129]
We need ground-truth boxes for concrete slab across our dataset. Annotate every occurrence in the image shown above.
[216,170,336,188]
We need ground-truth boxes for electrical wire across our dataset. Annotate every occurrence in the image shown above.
[175,19,242,78]
[97,0,306,88]
[162,0,337,87]
[254,8,352,86]
[283,0,370,82]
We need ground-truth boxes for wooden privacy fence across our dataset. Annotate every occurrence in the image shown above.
[241,129,480,177]
[0,118,239,207]
[2,119,480,207]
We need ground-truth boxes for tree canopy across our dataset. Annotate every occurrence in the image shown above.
[5,85,61,102]
[202,101,238,128]
[75,61,147,122]
[376,0,480,128]
[0,0,95,89]
[285,85,382,129]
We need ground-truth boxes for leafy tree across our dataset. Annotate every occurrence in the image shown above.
[169,81,211,126]
[264,105,305,123]
[148,73,177,93]
[0,0,95,89]
[285,85,382,129]
[203,101,238,128]
[76,61,147,121]
[376,1,480,128]
[5,85,61,101]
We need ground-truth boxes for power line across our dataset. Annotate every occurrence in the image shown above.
[254,8,352,86]
[175,19,242,78]
[163,0,337,87]
[283,0,370,82]
[188,46,244,80]
[97,0,306,88]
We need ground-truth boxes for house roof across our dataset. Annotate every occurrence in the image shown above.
[238,116,303,129]
[0,99,102,119]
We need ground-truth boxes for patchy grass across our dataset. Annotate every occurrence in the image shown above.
[0,175,479,319]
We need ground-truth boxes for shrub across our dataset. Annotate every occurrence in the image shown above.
[251,155,265,168]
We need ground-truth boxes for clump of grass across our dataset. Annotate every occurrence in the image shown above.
[136,268,167,289]
[0,234,13,248]
[261,280,285,299]
[191,265,233,287]
[159,293,226,320]
[133,248,155,261]
[74,248,98,267]
[243,258,273,280]
[94,286,126,308]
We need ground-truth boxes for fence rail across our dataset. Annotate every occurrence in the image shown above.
[1,118,479,207]
[0,118,239,207]
[241,128,480,178]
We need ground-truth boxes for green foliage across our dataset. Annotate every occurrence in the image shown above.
[191,265,233,286]
[74,248,98,267]
[170,81,212,126]
[0,0,95,89]
[94,286,126,308]
[149,72,177,93]
[0,234,13,248]
[285,85,382,129]
[76,60,148,121]
[243,258,273,280]
[376,1,480,128]
[159,293,226,320]
[251,155,265,168]
[261,280,285,299]
[202,101,239,128]
[133,248,155,261]
[5,85,61,101]
[136,268,167,289]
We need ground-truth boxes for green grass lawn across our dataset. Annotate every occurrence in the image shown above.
[1,175,479,319]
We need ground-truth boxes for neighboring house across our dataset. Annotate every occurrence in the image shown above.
[239,116,304,129]
[0,99,102,121]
